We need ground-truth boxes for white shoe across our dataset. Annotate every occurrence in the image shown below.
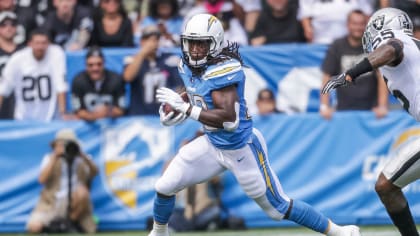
[341,225,361,236]
[148,222,169,236]
[149,230,169,236]
[147,229,169,236]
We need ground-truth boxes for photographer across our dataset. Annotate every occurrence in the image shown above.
[26,129,98,234]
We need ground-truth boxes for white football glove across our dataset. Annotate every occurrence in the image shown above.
[156,87,191,114]
[158,104,187,126]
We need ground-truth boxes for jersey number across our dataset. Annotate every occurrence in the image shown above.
[372,29,395,50]
[22,75,52,101]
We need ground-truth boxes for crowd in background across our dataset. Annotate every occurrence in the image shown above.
[0,0,418,234]
[0,0,419,121]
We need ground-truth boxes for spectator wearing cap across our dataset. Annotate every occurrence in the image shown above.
[0,0,38,44]
[41,0,93,51]
[256,88,281,115]
[0,11,24,119]
[138,0,183,48]
[89,0,134,47]
[123,25,183,115]
[26,128,98,233]
[71,46,126,121]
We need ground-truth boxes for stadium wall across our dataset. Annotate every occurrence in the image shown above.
[1,112,420,232]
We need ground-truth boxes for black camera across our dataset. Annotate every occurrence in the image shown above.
[63,141,80,162]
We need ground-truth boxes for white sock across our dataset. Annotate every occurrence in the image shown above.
[153,221,168,233]
[326,220,342,236]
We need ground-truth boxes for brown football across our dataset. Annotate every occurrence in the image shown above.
[163,92,189,116]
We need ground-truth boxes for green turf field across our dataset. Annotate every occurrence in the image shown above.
[1,225,404,236]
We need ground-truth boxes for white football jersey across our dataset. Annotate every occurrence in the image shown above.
[0,45,68,121]
[376,30,420,120]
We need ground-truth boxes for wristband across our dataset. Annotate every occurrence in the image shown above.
[189,106,202,120]
[346,58,373,81]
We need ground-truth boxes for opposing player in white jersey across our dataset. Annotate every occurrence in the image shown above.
[322,8,420,236]
[0,28,68,121]
[150,13,361,236]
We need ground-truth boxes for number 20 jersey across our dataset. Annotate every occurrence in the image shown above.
[178,58,252,150]
[0,45,68,121]
[377,30,420,120]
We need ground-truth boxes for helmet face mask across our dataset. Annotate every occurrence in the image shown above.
[362,30,374,53]
[181,36,214,67]
[362,8,413,53]
[181,14,224,68]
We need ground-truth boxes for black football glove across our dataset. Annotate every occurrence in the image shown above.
[321,73,352,94]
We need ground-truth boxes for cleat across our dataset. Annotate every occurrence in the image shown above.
[148,222,170,236]
[147,229,169,236]
[341,225,361,236]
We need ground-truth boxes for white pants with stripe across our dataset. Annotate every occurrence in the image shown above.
[155,128,290,220]
[383,137,420,187]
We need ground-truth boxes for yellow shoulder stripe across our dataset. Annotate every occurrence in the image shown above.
[204,65,241,79]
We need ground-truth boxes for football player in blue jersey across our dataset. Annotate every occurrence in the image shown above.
[149,13,361,236]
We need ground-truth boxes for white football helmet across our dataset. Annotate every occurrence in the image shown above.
[181,13,224,68]
[362,7,413,53]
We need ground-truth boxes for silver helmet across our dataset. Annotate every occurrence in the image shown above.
[362,7,413,53]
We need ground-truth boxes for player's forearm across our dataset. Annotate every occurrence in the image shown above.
[194,109,236,129]
[348,40,402,81]
[367,43,400,69]
[0,96,3,110]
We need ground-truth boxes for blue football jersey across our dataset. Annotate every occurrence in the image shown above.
[178,58,252,149]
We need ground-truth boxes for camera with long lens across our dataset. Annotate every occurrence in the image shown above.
[62,141,80,162]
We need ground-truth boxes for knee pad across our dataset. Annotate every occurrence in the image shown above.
[254,195,288,221]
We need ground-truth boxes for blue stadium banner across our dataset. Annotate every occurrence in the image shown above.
[1,111,420,232]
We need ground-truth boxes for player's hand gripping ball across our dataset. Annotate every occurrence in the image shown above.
[163,92,190,116]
